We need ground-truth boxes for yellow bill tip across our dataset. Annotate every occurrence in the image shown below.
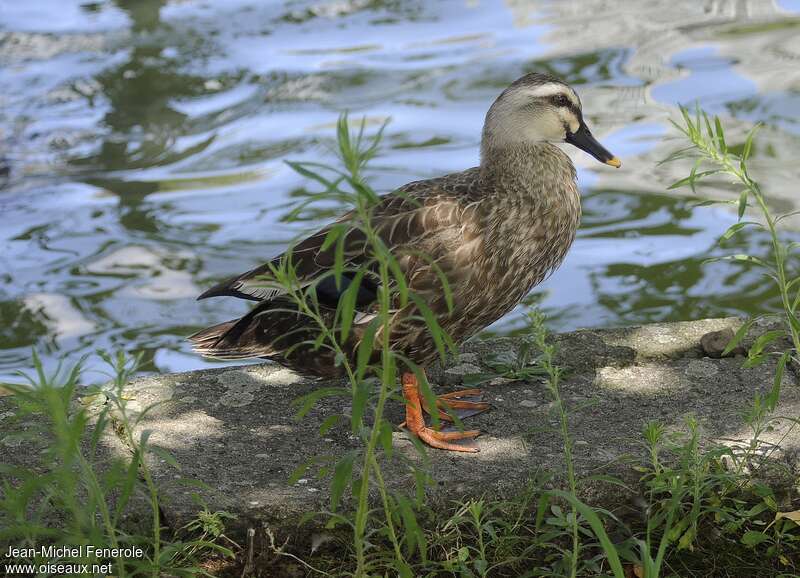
[605,157,622,168]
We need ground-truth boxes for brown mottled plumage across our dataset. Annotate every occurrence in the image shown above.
[190,73,619,451]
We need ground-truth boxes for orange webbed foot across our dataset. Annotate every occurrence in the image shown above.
[415,427,480,452]
[401,372,485,453]
[422,388,491,422]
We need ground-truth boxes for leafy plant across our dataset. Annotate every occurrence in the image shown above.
[0,350,236,577]
[664,105,800,372]
[269,114,461,577]
[464,316,549,386]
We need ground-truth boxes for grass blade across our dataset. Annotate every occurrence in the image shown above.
[547,490,626,578]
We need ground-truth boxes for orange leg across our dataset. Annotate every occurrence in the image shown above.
[401,372,480,453]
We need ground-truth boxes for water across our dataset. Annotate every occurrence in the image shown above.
[1,0,799,381]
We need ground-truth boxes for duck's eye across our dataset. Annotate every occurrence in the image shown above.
[555,94,569,107]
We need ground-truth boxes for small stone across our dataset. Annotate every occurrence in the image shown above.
[296,478,308,485]
[491,350,518,366]
[311,532,334,554]
[248,501,260,506]
[488,377,513,386]
[574,440,589,446]
[458,353,479,364]
[307,487,320,493]
[520,400,539,408]
[268,424,294,433]
[255,453,270,459]
[446,363,483,375]
[700,328,744,358]
[596,449,618,461]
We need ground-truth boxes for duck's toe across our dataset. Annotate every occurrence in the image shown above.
[414,427,481,452]
[422,389,492,422]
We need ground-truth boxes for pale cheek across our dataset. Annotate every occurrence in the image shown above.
[568,119,580,134]
[558,110,580,135]
[545,117,567,142]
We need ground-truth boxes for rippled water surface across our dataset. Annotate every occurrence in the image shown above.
[2,0,800,380]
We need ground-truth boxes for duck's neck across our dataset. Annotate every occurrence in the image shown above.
[479,142,577,188]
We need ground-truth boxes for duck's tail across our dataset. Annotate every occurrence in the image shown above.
[188,297,312,361]
[188,319,256,360]
[189,297,349,378]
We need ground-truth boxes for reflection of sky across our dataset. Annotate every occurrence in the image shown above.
[603,122,665,159]
[652,46,757,113]
[1,2,127,32]
[777,0,800,13]
[653,42,800,134]
[728,91,800,135]
[165,0,551,75]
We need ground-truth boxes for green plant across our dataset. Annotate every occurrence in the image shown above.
[605,104,800,577]
[524,310,587,577]
[629,415,800,576]
[169,498,238,569]
[0,350,235,577]
[270,114,458,577]
[464,321,549,386]
[665,105,799,372]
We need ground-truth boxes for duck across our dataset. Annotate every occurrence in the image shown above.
[190,72,620,453]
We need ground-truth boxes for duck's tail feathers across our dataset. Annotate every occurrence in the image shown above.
[188,319,261,360]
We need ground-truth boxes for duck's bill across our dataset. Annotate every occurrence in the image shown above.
[565,123,621,168]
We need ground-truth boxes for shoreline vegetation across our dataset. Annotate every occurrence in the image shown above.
[1,110,799,577]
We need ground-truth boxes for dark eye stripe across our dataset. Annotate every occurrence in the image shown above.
[547,95,581,118]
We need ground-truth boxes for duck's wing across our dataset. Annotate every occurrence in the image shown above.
[196,219,354,302]
[197,169,481,305]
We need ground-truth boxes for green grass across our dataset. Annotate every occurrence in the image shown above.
[0,351,236,577]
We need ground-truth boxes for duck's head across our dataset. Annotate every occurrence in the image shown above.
[481,73,621,168]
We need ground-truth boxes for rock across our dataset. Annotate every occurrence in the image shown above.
[2,317,799,542]
[701,328,745,358]
[445,362,483,375]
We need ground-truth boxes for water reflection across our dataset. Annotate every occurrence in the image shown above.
[0,0,799,380]
[72,0,215,176]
